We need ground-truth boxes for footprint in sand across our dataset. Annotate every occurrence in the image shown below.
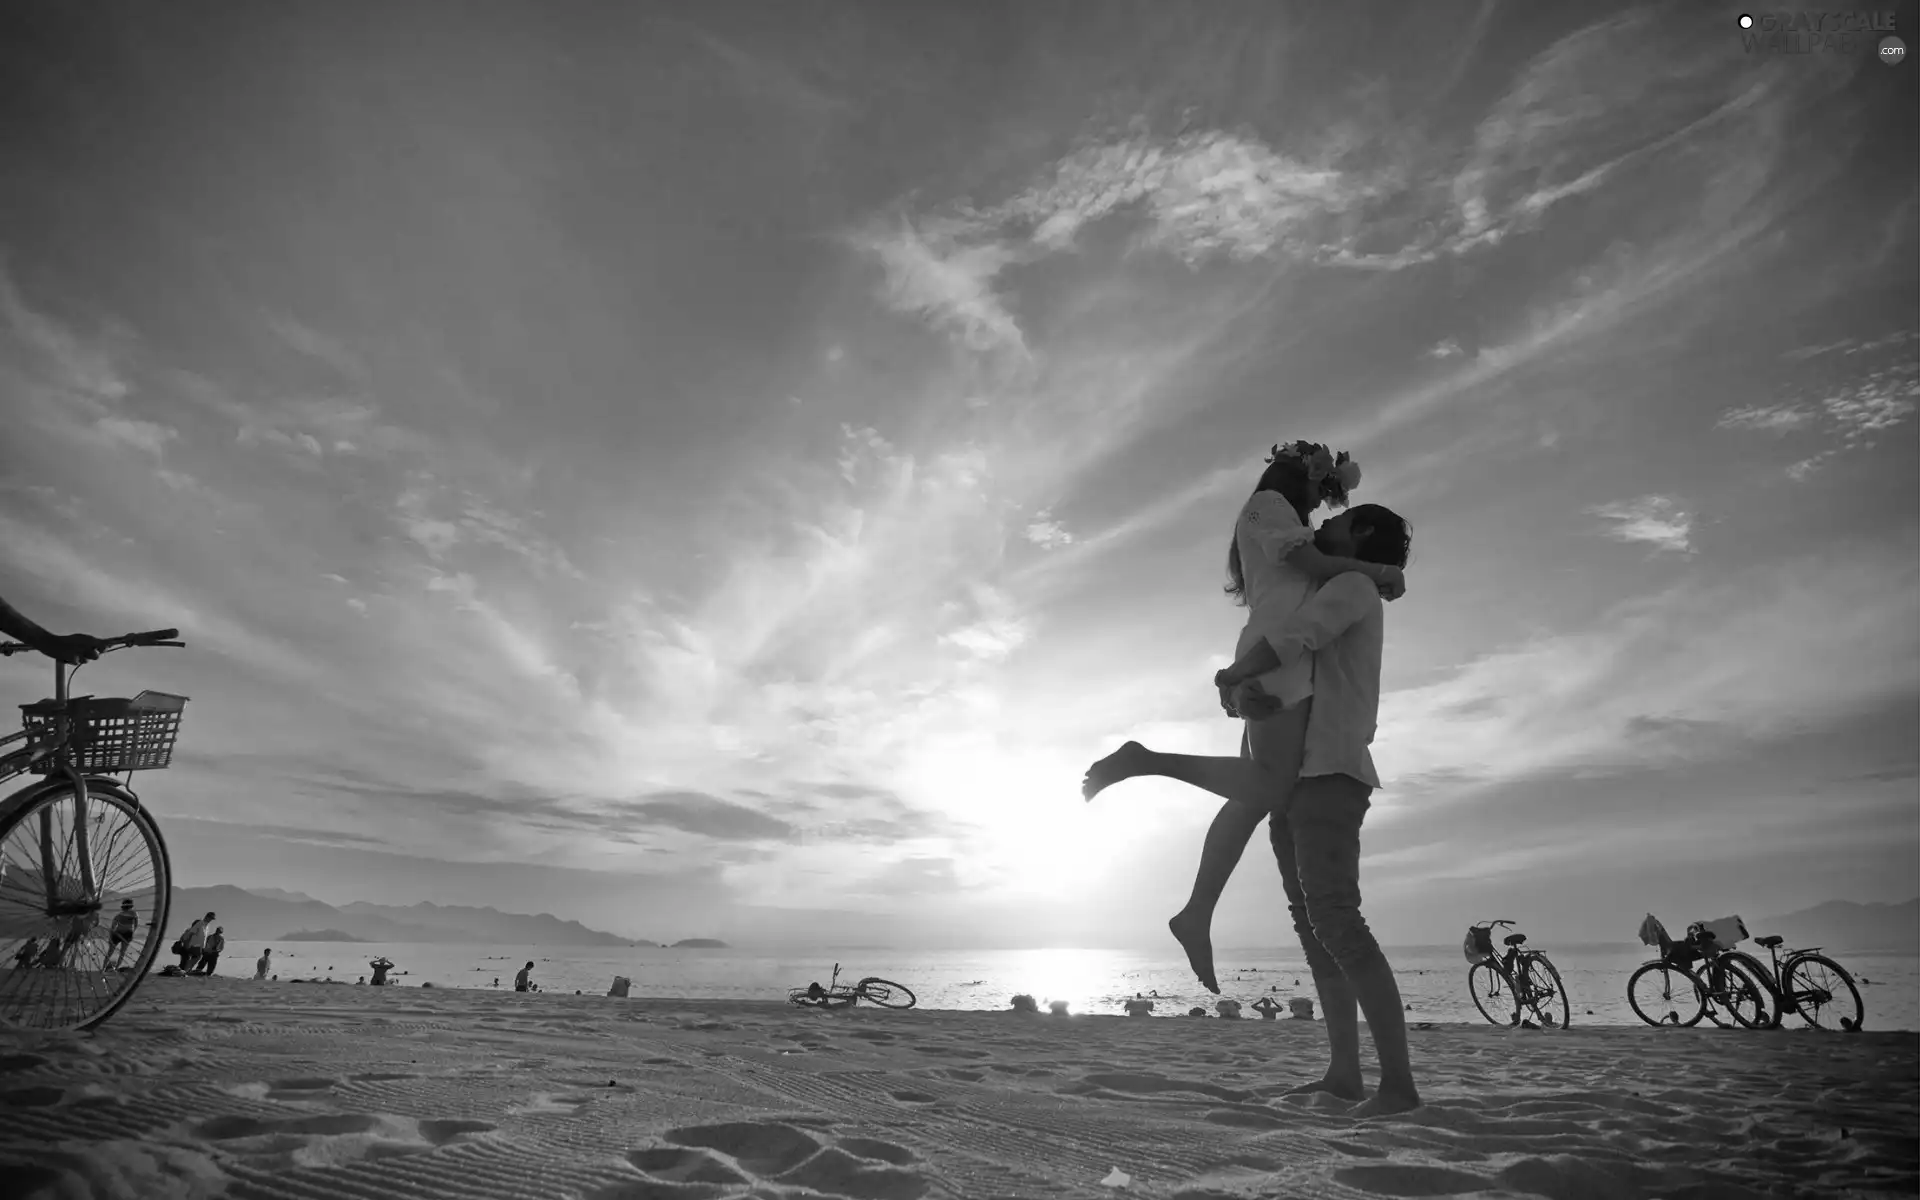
[888,1090,939,1104]
[625,1145,751,1186]
[263,1077,339,1101]
[598,1120,928,1200]
[909,1044,990,1060]
[0,1085,65,1108]
[188,1111,496,1168]
[0,1054,49,1075]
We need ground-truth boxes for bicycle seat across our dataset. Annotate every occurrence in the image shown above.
[1755,935,1783,948]
[1503,933,1526,946]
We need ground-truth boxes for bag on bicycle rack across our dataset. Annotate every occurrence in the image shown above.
[1462,926,1496,964]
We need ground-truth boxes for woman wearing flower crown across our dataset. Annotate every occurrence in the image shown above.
[1083,440,1405,993]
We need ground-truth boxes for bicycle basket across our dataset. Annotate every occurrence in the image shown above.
[21,690,188,774]
[1462,926,1496,964]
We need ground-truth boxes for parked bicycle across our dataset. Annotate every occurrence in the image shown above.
[1713,930,1864,1031]
[787,962,916,1010]
[1462,919,1570,1029]
[1626,915,1769,1029]
[0,628,186,1031]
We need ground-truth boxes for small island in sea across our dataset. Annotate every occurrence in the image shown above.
[670,938,729,948]
[279,929,369,942]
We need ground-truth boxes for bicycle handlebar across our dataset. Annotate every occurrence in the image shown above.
[1475,918,1516,928]
[0,628,183,658]
[113,628,183,648]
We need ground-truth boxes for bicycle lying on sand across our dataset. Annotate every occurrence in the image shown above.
[787,963,916,1010]
[1462,918,1570,1029]
[0,629,186,1031]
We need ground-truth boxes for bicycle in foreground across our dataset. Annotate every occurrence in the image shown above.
[0,628,187,1031]
[1463,918,1570,1029]
[787,962,917,1010]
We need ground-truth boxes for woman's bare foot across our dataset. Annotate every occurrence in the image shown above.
[1350,1086,1421,1118]
[1280,1075,1365,1102]
[1168,908,1220,994]
[1082,741,1152,801]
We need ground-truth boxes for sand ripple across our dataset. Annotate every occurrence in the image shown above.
[1,975,1914,1198]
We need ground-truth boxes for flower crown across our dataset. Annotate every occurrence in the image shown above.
[1268,440,1361,509]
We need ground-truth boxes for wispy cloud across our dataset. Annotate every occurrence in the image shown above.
[1716,403,1816,433]
[1023,514,1073,549]
[1586,495,1694,554]
[854,127,1379,355]
[1375,541,1920,803]
[850,218,1027,354]
[1717,331,1919,479]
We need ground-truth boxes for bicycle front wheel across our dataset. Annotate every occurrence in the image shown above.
[1783,954,1864,1031]
[1627,962,1705,1027]
[855,977,916,1009]
[0,781,171,1031]
[1467,962,1515,1026]
[1520,955,1571,1029]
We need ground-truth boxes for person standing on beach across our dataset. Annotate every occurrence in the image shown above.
[254,948,272,980]
[1082,504,1420,1116]
[514,961,534,992]
[1083,441,1402,994]
[103,900,139,971]
[196,926,225,976]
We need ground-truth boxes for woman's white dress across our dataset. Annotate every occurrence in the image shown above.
[1232,490,1316,707]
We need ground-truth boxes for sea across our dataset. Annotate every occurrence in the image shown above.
[204,940,1920,1031]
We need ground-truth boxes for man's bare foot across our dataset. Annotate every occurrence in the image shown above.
[1168,909,1220,994]
[1350,1087,1421,1118]
[1280,1076,1365,1102]
[1082,741,1152,801]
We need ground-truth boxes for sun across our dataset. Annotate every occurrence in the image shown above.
[898,742,1132,900]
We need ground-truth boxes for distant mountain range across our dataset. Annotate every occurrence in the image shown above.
[167,886,648,946]
[246,887,322,905]
[1753,899,1918,954]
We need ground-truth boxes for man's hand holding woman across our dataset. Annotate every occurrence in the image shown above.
[1215,668,1283,721]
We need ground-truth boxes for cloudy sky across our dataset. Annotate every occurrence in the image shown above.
[1,2,1914,949]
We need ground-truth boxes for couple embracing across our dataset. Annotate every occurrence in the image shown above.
[1084,440,1420,1117]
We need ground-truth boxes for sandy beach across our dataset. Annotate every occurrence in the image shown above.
[1,978,1914,1199]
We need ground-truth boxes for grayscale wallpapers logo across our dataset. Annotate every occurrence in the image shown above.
[1735,11,1903,61]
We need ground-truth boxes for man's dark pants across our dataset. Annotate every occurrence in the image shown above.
[1269,772,1385,978]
